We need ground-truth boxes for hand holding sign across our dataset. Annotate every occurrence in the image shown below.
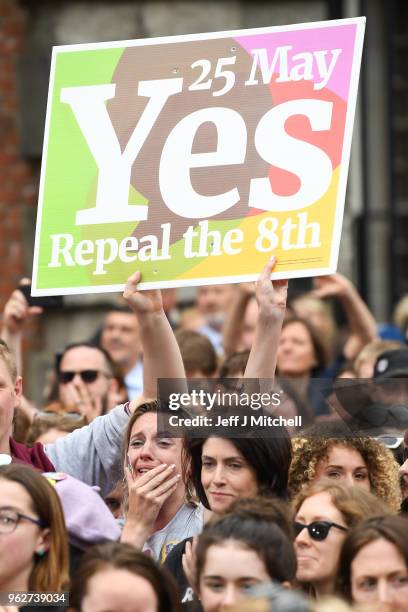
[123,271,163,317]
[256,257,288,323]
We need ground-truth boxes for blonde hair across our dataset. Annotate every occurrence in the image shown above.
[122,400,195,514]
[353,339,403,375]
[394,294,408,332]
[0,339,17,381]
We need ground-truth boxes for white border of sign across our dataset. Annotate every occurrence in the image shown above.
[32,17,366,295]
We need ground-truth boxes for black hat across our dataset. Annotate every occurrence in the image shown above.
[373,348,408,381]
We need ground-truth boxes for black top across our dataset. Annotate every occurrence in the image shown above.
[164,537,202,611]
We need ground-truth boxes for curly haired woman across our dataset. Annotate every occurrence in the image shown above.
[289,421,401,511]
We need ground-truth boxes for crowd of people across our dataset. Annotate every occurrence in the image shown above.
[1,259,408,611]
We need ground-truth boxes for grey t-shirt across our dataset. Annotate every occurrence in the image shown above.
[143,504,204,563]
[44,404,128,496]
[44,405,204,562]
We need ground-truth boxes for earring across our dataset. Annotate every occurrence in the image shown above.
[36,549,46,557]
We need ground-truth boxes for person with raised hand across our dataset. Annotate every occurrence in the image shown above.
[44,271,186,495]
[114,275,201,561]
[0,280,43,378]
[222,257,288,359]
[164,258,291,605]
[243,256,288,382]
[122,271,186,400]
[0,270,186,499]
[309,272,378,362]
[120,400,203,562]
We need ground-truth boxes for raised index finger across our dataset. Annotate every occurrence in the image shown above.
[123,271,142,299]
[259,256,277,284]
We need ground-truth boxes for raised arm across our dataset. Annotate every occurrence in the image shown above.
[46,271,187,492]
[312,273,378,360]
[1,284,42,376]
[244,257,288,380]
[123,271,186,402]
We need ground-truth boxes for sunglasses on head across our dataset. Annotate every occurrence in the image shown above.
[294,520,348,541]
[374,434,404,449]
[58,369,105,384]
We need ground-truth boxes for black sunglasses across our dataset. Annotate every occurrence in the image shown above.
[294,520,348,541]
[58,369,107,384]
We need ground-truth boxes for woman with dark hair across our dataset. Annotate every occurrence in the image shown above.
[195,499,296,611]
[164,259,291,606]
[278,316,329,378]
[338,515,408,610]
[164,432,291,607]
[184,431,291,512]
[218,350,250,378]
[122,259,289,566]
[0,463,69,593]
[70,541,180,612]
[276,316,331,418]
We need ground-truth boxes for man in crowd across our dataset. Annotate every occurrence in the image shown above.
[56,342,118,421]
[0,270,185,496]
[195,283,235,354]
[0,287,124,421]
[100,307,143,399]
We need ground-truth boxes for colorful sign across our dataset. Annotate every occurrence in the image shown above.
[32,17,365,295]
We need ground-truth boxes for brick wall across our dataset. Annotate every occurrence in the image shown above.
[0,0,37,309]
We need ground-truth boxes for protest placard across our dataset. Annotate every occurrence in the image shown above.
[32,17,365,295]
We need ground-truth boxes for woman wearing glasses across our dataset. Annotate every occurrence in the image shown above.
[292,480,391,598]
[0,463,69,593]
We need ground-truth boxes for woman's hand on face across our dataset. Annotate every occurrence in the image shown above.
[125,463,181,533]
[256,257,288,322]
[182,536,198,591]
[123,271,163,317]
